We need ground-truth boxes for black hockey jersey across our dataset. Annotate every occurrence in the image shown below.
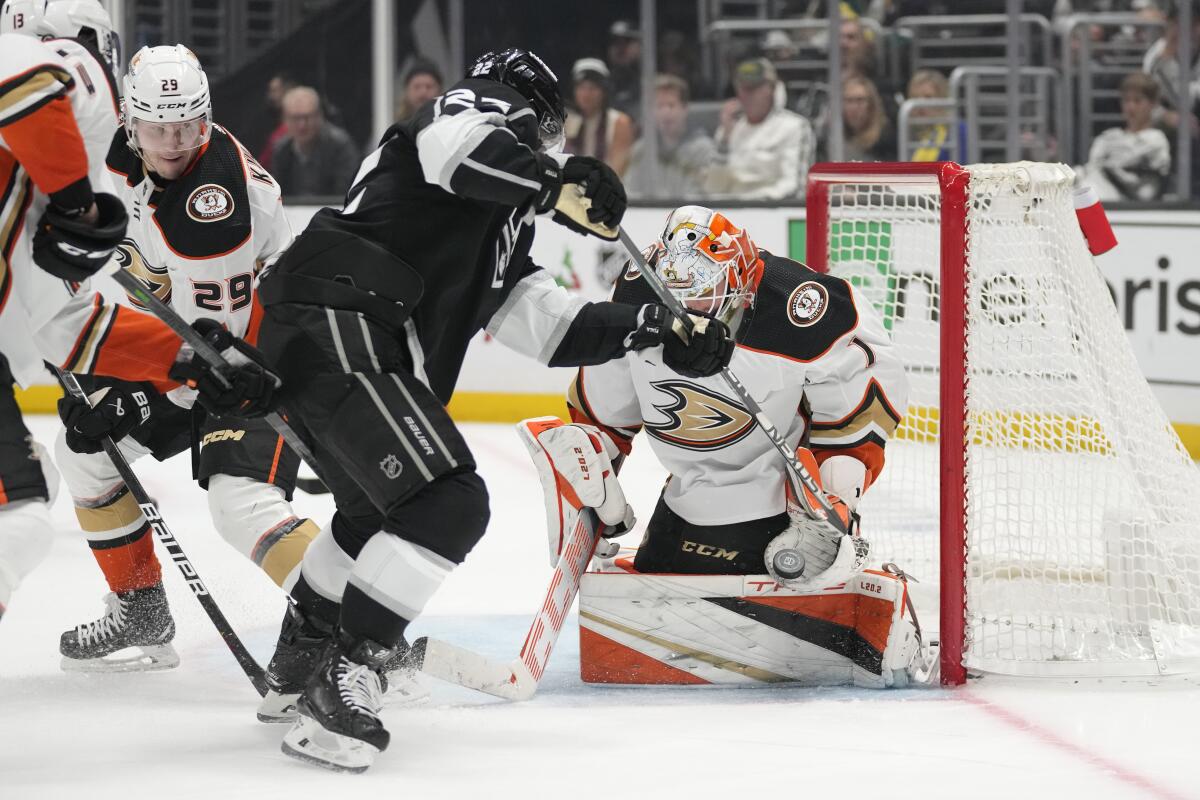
[268,77,626,402]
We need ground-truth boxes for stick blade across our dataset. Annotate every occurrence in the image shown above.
[414,637,528,700]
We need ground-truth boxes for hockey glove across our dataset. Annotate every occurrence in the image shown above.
[662,315,734,378]
[33,193,128,282]
[168,319,281,418]
[58,383,152,454]
[548,156,626,241]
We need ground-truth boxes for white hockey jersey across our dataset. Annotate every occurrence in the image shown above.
[0,33,162,388]
[569,252,909,527]
[101,123,293,344]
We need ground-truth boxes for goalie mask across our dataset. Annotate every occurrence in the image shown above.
[1,0,121,71]
[653,206,763,324]
[469,48,566,152]
[122,45,212,177]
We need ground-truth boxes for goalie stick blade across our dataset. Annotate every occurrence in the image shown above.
[412,637,530,701]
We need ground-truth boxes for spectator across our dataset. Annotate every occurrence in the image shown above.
[1085,72,1172,201]
[830,75,896,162]
[271,86,361,198]
[564,58,636,177]
[607,20,642,117]
[626,75,717,199]
[706,58,815,200]
[1143,0,1200,135]
[906,69,957,161]
[396,59,443,121]
[258,70,296,170]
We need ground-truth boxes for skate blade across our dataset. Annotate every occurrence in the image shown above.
[281,715,378,773]
[257,690,301,723]
[382,671,431,708]
[60,643,180,674]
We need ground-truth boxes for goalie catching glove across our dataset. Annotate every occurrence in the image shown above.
[518,416,634,566]
[765,450,870,589]
[168,318,282,418]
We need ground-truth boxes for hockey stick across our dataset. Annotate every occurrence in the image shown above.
[53,367,269,696]
[412,506,603,701]
[100,260,588,699]
[98,261,322,477]
[616,227,846,537]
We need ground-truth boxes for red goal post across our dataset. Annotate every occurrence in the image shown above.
[804,161,1200,685]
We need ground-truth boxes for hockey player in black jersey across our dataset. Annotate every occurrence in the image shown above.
[254,49,734,772]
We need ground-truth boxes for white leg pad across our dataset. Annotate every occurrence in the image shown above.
[207,474,292,559]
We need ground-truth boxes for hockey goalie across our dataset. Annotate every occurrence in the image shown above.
[522,205,932,689]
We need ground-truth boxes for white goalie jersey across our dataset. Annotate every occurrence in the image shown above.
[569,251,909,526]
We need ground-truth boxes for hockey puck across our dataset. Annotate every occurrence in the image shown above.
[771,549,806,580]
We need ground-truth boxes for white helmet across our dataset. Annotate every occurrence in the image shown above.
[122,45,212,160]
[0,1,120,70]
[652,205,763,324]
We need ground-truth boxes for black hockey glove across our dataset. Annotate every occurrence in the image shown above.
[33,193,127,282]
[58,383,152,454]
[623,304,670,351]
[168,319,282,419]
[547,156,626,241]
[662,314,735,378]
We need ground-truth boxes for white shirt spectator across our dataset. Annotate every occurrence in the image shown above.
[706,106,814,200]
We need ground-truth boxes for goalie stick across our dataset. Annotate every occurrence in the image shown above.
[53,367,269,697]
[616,227,847,538]
[412,505,604,700]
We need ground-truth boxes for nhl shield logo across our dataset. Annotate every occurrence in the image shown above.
[379,453,404,479]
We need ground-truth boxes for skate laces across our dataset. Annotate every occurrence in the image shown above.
[75,593,127,645]
[336,658,383,720]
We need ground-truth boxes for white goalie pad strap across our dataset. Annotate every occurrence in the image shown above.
[517,417,634,567]
[579,562,918,688]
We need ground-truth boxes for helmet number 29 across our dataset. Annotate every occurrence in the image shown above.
[161,78,179,92]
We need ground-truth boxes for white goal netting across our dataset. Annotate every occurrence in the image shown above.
[812,162,1200,677]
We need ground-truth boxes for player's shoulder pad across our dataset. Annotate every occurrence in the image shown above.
[105,127,141,186]
[48,37,119,112]
[736,251,858,362]
[152,125,252,259]
[610,258,661,308]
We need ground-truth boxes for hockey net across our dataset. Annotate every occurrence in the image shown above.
[805,161,1200,684]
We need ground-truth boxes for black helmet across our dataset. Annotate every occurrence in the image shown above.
[469,48,565,151]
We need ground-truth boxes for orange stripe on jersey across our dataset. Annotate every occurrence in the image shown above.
[0,94,88,195]
[0,476,9,505]
[88,305,182,384]
[244,293,264,346]
[267,434,285,485]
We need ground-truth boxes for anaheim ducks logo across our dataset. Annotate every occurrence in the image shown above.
[644,380,756,451]
[115,240,172,306]
[186,184,235,222]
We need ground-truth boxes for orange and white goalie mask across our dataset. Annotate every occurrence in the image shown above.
[653,205,763,325]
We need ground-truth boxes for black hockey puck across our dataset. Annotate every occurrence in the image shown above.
[771,549,806,580]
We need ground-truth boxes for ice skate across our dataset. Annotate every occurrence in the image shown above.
[380,637,431,707]
[59,583,178,673]
[257,602,334,723]
[280,634,392,773]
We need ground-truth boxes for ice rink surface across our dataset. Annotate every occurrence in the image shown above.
[1,417,1197,799]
